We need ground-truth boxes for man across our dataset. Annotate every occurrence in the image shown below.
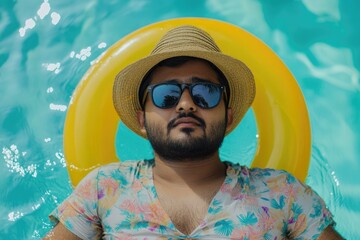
[45,25,343,239]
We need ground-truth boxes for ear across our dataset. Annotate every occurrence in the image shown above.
[226,108,233,132]
[136,110,147,135]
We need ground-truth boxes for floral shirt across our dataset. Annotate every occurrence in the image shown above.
[50,160,334,239]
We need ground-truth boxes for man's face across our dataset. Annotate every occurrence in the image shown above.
[137,59,233,161]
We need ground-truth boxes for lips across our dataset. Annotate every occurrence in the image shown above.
[173,117,202,128]
[167,113,206,133]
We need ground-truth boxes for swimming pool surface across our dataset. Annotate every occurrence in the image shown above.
[1,0,359,239]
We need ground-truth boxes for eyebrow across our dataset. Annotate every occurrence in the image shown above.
[162,77,214,84]
[191,77,213,83]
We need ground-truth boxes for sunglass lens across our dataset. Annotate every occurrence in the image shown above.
[192,84,221,108]
[152,84,180,108]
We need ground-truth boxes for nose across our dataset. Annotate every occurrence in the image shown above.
[175,88,197,113]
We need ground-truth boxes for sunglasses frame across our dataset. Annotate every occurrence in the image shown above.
[142,82,227,109]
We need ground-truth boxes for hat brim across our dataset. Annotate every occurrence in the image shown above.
[113,50,255,138]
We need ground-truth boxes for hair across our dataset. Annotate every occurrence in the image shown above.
[138,56,230,109]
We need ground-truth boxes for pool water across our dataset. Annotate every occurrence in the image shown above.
[1,0,359,239]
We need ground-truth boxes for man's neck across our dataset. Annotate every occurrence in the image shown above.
[152,152,227,187]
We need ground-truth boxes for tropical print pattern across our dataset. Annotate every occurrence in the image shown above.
[50,160,334,239]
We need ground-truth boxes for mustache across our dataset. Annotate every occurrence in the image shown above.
[167,112,206,131]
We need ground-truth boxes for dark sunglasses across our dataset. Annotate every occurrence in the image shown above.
[142,82,227,109]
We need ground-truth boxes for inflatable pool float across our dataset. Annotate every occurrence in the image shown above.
[63,18,311,187]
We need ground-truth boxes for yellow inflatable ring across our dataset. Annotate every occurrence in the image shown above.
[64,18,311,187]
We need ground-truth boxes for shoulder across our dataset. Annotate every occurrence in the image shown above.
[96,159,151,175]
[248,167,299,186]
[247,167,311,197]
[78,159,153,188]
[227,163,335,238]
[228,162,299,189]
[227,163,316,200]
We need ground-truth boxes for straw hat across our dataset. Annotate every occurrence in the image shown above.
[113,25,255,138]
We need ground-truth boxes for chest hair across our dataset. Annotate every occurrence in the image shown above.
[157,187,219,235]
[162,198,209,235]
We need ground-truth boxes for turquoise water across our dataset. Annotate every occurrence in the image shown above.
[1,0,359,239]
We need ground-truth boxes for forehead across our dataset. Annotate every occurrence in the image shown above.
[149,59,220,85]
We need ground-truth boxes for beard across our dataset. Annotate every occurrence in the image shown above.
[144,112,227,162]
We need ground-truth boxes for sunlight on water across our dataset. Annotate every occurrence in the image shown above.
[298,44,360,92]
[302,0,340,21]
